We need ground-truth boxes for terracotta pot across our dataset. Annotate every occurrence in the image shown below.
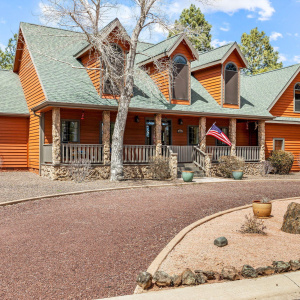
[232,170,243,180]
[182,171,194,182]
[252,201,272,218]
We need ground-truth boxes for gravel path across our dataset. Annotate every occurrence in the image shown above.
[0,181,300,299]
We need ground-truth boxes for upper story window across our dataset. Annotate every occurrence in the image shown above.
[224,62,239,105]
[172,55,189,101]
[103,44,124,95]
[294,83,300,112]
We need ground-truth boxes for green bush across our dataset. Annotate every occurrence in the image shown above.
[217,155,245,178]
[268,150,294,175]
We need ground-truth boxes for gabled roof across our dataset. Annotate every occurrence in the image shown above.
[135,34,199,65]
[191,42,248,71]
[0,70,29,115]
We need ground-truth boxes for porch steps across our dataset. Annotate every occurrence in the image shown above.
[177,163,205,178]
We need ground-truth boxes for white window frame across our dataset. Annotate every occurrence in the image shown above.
[273,138,285,151]
[294,82,300,113]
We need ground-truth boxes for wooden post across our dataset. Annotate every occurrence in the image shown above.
[229,118,236,156]
[102,111,111,165]
[199,117,206,152]
[155,114,162,156]
[258,120,266,161]
[52,108,61,166]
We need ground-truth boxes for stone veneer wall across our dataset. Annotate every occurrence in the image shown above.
[210,162,263,177]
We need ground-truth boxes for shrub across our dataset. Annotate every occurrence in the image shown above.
[239,214,267,235]
[261,160,276,176]
[149,155,170,180]
[268,150,294,175]
[68,159,92,183]
[217,155,245,178]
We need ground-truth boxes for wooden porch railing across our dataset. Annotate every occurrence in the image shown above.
[192,146,206,171]
[62,144,104,164]
[206,146,231,162]
[123,145,156,163]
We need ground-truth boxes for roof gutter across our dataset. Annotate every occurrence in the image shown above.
[32,101,274,120]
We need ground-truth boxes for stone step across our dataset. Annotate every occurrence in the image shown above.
[177,163,205,178]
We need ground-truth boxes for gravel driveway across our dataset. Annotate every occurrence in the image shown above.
[0,181,299,299]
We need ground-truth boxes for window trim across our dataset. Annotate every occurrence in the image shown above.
[294,82,300,113]
[61,119,80,143]
[187,125,199,146]
[224,61,239,106]
[173,54,187,65]
[172,54,189,101]
[273,138,285,151]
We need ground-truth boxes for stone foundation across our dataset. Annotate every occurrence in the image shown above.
[210,162,263,177]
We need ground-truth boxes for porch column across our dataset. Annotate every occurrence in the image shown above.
[102,111,111,165]
[52,107,61,166]
[258,120,266,161]
[229,118,236,156]
[199,117,206,152]
[155,113,162,156]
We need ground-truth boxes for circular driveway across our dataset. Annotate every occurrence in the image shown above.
[0,180,299,299]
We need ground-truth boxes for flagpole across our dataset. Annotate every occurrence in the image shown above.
[199,122,216,145]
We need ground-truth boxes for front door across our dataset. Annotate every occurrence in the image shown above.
[161,120,172,145]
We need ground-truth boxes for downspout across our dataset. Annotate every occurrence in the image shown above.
[33,110,43,176]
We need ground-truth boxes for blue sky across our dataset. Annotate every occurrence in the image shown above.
[1,0,300,66]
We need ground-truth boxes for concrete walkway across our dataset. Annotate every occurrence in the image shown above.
[103,271,300,300]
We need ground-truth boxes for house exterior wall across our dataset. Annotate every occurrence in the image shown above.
[0,116,28,169]
[18,42,47,170]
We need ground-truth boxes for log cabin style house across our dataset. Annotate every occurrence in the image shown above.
[1,18,300,180]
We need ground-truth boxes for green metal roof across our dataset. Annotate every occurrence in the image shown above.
[0,70,29,115]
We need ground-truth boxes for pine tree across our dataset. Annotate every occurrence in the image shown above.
[239,28,283,75]
[168,4,212,52]
[0,34,17,70]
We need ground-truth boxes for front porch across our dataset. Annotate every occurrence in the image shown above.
[39,108,266,180]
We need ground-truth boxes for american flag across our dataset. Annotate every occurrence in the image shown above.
[206,124,232,146]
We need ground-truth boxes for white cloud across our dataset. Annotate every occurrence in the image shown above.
[278,54,287,63]
[295,33,299,37]
[220,22,230,32]
[211,39,232,48]
[294,56,300,63]
[270,32,283,41]
[0,43,5,51]
[273,46,279,51]
[247,14,255,18]
[0,18,6,24]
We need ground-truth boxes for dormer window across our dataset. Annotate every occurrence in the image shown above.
[172,55,189,101]
[224,62,239,105]
[294,83,300,112]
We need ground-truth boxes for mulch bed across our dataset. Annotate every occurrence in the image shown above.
[0,180,299,299]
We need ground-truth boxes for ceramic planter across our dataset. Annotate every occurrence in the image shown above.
[182,171,194,182]
[232,170,243,180]
[252,201,272,218]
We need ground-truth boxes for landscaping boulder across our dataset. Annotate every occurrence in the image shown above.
[272,261,291,273]
[181,269,197,285]
[281,202,300,234]
[172,274,182,287]
[196,272,207,284]
[290,260,300,271]
[241,265,257,278]
[221,266,239,281]
[256,266,275,276]
[153,271,172,287]
[202,271,216,280]
[136,272,152,290]
[214,237,228,247]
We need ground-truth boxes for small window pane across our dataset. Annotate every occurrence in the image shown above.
[173,55,187,65]
[274,139,284,151]
[188,126,199,145]
[61,120,79,143]
[225,63,237,72]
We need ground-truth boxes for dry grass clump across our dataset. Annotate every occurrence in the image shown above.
[149,155,170,180]
[239,214,267,235]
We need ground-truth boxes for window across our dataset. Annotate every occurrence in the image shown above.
[99,122,115,144]
[172,55,189,100]
[273,138,285,151]
[216,127,229,146]
[294,83,300,112]
[161,120,172,145]
[188,126,199,145]
[62,120,79,143]
[146,120,155,145]
[224,62,239,105]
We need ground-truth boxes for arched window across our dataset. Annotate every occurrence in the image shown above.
[294,83,300,112]
[172,55,189,101]
[224,62,239,105]
[103,44,124,95]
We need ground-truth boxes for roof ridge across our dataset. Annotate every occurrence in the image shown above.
[198,42,235,56]
[245,63,300,78]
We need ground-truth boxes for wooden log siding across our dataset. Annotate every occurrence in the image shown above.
[18,42,47,170]
[0,117,29,168]
[265,123,300,171]
[271,72,300,118]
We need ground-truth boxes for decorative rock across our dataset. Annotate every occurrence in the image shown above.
[172,274,182,287]
[281,202,300,234]
[196,272,208,284]
[214,237,228,247]
[181,269,197,285]
[136,272,152,290]
[289,260,300,271]
[256,266,275,276]
[272,261,291,273]
[153,271,172,287]
[221,266,239,281]
[241,265,257,278]
[202,271,216,280]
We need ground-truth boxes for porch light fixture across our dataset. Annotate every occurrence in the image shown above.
[81,110,85,120]
[178,118,183,125]
[135,116,140,123]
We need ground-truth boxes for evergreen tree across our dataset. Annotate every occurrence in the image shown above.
[239,28,283,75]
[0,34,18,70]
[169,4,212,52]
